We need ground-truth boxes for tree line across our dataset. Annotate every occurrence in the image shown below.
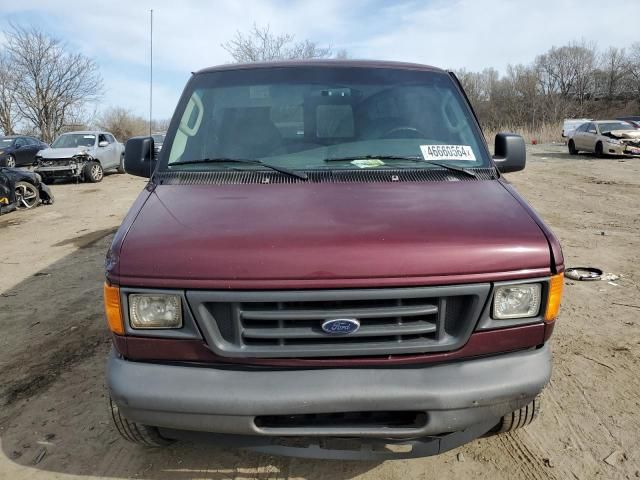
[0,24,102,143]
[2,22,638,144]
[455,41,640,132]
[0,23,340,144]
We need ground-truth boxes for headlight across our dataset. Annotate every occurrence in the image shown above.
[606,138,622,145]
[129,294,182,329]
[492,283,541,319]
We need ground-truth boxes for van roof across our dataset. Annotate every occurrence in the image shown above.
[196,59,445,75]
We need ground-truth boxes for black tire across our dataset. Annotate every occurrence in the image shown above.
[109,396,173,447]
[15,181,40,209]
[493,397,541,434]
[568,140,578,155]
[5,155,16,168]
[595,142,604,158]
[83,161,104,183]
[117,155,126,174]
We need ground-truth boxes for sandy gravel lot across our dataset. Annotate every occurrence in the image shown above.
[0,145,639,479]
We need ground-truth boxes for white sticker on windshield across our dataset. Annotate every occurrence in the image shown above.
[351,159,385,168]
[420,144,476,161]
[83,135,96,139]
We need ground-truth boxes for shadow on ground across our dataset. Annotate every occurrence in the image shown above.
[528,147,633,162]
[0,234,378,479]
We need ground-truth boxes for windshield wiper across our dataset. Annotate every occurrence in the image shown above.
[324,155,478,178]
[325,154,423,162]
[421,160,478,178]
[170,157,308,180]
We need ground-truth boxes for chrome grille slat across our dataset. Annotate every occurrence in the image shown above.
[240,304,437,321]
[187,284,490,358]
[242,322,437,340]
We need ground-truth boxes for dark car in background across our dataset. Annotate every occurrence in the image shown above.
[616,116,640,128]
[0,166,54,213]
[0,136,49,167]
[106,60,564,460]
[151,132,165,157]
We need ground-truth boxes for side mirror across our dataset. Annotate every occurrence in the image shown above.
[124,136,156,178]
[98,140,109,147]
[492,133,526,173]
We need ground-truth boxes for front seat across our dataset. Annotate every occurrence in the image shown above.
[218,107,282,159]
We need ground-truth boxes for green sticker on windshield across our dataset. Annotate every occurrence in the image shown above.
[351,159,385,168]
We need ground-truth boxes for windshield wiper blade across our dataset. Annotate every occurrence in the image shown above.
[324,155,423,162]
[421,160,478,178]
[324,155,478,178]
[170,157,308,180]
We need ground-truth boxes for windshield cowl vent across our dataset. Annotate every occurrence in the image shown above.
[154,168,495,185]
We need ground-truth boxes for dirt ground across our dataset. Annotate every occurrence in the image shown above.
[0,145,639,479]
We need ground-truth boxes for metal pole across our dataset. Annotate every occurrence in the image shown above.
[149,9,153,137]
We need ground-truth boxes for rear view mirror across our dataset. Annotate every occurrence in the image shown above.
[98,140,109,147]
[493,133,526,173]
[125,136,156,178]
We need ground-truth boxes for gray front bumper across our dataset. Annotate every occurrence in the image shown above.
[108,344,551,439]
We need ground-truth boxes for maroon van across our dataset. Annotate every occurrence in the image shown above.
[104,60,564,459]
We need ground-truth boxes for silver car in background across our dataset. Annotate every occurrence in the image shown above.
[568,120,640,157]
[36,131,125,182]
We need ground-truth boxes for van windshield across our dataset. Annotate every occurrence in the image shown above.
[164,66,490,172]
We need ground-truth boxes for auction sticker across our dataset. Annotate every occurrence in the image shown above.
[351,159,385,168]
[420,144,476,161]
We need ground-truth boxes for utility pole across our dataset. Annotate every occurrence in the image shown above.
[149,9,153,137]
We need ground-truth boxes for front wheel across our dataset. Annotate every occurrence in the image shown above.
[493,397,540,434]
[15,181,40,209]
[5,155,16,167]
[568,140,578,155]
[83,161,104,183]
[595,142,604,158]
[109,397,173,447]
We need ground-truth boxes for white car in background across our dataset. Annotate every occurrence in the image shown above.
[561,118,591,138]
[35,131,125,183]
[568,120,640,157]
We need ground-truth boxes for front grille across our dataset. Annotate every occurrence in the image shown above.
[38,159,73,166]
[186,285,489,358]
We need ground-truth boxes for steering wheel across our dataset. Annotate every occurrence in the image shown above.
[380,126,426,139]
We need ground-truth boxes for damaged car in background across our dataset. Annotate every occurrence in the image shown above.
[0,167,54,214]
[568,120,640,157]
[35,131,125,183]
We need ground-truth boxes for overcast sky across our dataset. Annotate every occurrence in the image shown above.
[1,0,638,120]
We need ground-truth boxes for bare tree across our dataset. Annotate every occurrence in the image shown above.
[4,24,103,143]
[0,53,19,135]
[598,47,629,101]
[628,42,640,108]
[96,106,149,142]
[570,41,597,108]
[222,24,335,63]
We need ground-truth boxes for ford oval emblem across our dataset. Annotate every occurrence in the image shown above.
[321,318,360,335]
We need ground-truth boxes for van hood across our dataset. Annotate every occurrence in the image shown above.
[113,181,553,289]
